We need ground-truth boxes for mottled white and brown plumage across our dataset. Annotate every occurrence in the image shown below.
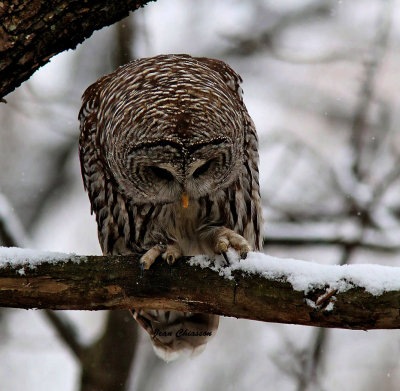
[79,54,262,361]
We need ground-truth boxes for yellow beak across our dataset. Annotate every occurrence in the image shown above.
[181,192,189,208]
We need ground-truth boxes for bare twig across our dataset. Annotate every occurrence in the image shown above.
[225,2,332,57]
[26,137,77,231]
[350,0,393,179]
[113,17,135,69]
[264,234,400,253]
[369,154,400,208]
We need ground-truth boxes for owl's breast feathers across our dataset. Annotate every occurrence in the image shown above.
[106,178,260,257]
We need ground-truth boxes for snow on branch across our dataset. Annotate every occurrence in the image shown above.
[1,246,400,330]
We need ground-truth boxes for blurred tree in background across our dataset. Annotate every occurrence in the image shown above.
[0,0,400,390]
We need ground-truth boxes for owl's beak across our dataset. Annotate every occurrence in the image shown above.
[181,192,189,208]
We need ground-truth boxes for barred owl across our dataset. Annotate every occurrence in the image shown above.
[79,54,262,361]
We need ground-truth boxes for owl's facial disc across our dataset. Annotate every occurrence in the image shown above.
[112,143,184,204]
[184,140,238,198]
[135,161,183,203]
[112,137,240,205]
[145,165,175,182]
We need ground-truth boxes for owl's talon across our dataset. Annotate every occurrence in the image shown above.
[215,239,229,254]
[238,244,251,259]
[213,227,252,262]
[162,243,182,266]
[140,262,145,278]
[221,250,230,265]
[166,254,175,265]
[140,245,164,271]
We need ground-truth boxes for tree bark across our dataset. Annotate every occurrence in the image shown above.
[2,253,400,330]
[0,0,154,99]
[80,310,138,391]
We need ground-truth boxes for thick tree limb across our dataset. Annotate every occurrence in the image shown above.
[80,310,138,391]
[0,0,154,99]
[1,250,400,330]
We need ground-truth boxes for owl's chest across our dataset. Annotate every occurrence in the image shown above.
[157,200,211,256]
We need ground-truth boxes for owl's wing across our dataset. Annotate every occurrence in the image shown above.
[78,75,110,194]
[78,74,131,254]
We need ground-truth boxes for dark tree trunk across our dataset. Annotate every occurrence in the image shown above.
[0,0,154,99]
[80,311,138,391]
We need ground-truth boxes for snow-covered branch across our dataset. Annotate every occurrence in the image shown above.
[1,247,400,330]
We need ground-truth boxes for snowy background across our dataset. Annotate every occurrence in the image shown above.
[1,0,400,390]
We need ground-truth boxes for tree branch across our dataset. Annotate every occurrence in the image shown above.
[0,0,155,99]
[1,249,400,330]
[264,235,400,253]
[350,0,393,179]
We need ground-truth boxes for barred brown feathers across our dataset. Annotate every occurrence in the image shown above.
[79,54,262,361]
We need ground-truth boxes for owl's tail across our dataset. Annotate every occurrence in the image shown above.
[131,309,219,362]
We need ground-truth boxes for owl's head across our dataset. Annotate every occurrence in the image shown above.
[110,134,242,206]
[96,55,247,206]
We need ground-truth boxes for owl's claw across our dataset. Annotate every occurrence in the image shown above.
[162,243,182,266]
[214,227,252,263]
[215,238,229,254]
[140,243,182,271]
[221,250,230,265]
[166,254,175,265]
[140,261,145,278]
[140,244,165,271]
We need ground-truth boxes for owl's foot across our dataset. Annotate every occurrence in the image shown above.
[213,227,251,263]
[140,243,182,272]
[162,243,182,266]
[140,244,165,271]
